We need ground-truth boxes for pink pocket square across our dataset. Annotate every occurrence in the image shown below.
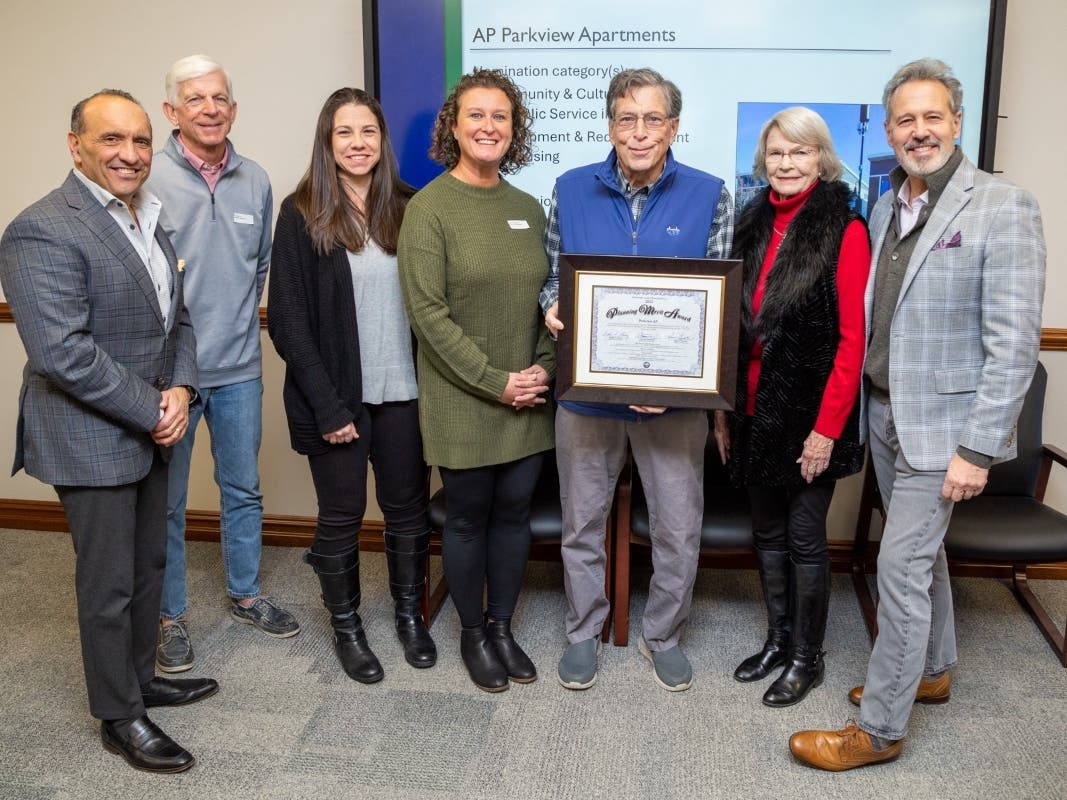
[932,231,963,251]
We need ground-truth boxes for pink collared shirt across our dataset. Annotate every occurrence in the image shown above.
[896,181,929,238]
[178,136,229,193]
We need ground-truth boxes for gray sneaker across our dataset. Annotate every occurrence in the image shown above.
[639,637,693,692]
[557,638,602,690]
[231,596,300,638]
[156,618,194,673]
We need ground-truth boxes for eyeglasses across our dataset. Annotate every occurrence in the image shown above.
[613,113,672,131]
[765,147,818,164]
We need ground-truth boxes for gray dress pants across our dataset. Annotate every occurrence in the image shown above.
[56,450,168,721]
[557,406,707,650]
[860,395,958,740]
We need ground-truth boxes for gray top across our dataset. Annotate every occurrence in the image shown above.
[347,239,418,404]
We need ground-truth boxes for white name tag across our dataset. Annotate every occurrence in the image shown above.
[233,212,255,225]
[507,219,530,230]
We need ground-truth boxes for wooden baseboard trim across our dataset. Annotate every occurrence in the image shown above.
[2,497,1065,579]
[0,498,409,553]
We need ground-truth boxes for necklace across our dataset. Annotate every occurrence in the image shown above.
[773,223,789,239]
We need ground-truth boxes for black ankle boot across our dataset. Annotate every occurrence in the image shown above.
[460,624,508,692]
[385,530,437,668]
[762,560,829,707]
[486,618,537,683]
[333,620,385,684]
[735,630,790,683]
[735,549,791,682]
[305,545,384,684]
[762,647,824,706]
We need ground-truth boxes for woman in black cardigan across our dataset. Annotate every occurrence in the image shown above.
[267,88,435,682]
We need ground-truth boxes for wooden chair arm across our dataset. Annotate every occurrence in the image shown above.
[1041,443,1067,468]
[1036,443,1067,501]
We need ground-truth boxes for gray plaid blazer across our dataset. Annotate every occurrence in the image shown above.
[0,171,197,487]
[864,154,1045,471]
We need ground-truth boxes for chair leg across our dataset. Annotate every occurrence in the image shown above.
[601,509,614,643]
[1010,565,1067,666]
[852,563,878,644]
[851,454,880,645]
[612,471,634,647]
[421,534,449,628]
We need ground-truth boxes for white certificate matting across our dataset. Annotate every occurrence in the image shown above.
[573,272,724,392]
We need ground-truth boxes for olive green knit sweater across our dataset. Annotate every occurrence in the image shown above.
[398,173,555,469]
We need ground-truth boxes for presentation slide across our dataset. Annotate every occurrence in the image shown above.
[376,0,997,216]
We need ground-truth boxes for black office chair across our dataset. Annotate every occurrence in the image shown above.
[852,363,1067,666]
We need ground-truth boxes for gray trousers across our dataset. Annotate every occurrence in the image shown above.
[56,450,169,721]
[557,406,707,650]
[860,395,958,740]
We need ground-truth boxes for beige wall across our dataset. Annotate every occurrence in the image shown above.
[1,0,1065,529]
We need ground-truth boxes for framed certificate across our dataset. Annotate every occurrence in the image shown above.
[557,254,741,410]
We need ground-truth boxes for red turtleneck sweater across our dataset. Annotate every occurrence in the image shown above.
[746,180,871,438]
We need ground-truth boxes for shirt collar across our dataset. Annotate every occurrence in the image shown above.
[611,150,673,196]
[72,168,161,214]
[176,132,229,174]
[888,146,964,210]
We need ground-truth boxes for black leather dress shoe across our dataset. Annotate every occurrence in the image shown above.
[101,715,195,773]
[142,676,219,707]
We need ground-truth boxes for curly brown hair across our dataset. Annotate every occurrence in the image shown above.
[428,69,533,174]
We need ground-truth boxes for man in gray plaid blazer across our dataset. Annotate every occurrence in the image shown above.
[790,59,1045,770]
[0,90,218,773]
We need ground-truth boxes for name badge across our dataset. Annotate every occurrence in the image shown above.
[233,212,255,225]
[507,219,530,230]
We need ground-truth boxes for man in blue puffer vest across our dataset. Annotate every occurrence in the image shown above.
[541,67,733,692]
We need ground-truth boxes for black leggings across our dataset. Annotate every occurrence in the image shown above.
[439,452,544,628]
[307,401,428,556]
[747,482,836,565]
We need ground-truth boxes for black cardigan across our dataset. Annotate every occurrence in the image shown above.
[267,196,365,456]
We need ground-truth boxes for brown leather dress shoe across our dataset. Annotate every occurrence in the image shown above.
[789,721,904,771]
[848,671,950,707]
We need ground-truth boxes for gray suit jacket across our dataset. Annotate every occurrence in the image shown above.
[864,154,1045,471]
[0,171,197,486]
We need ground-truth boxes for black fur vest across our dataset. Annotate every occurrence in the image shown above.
[729,180,866,488]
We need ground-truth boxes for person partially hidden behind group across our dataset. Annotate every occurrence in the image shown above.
[714,106,869,707]
[398,69,555,692]
[268,88,436,683]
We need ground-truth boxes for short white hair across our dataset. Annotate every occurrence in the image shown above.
[165,54,233,105]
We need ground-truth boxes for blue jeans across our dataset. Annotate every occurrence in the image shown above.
[161,378,264,619]
[859,395,958,740]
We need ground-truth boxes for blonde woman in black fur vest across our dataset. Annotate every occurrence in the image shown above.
[714,107,870,706]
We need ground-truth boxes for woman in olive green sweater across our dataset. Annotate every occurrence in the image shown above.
[398,69,554,693]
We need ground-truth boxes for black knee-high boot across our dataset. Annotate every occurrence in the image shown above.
[762,560,829,707]
[734,549,792,682]
[384,530,437,668]
[304,544,384,684]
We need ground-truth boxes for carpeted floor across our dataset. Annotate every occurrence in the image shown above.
[0,527,1063,800]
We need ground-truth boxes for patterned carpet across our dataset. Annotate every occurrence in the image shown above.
[0,528,1064,800]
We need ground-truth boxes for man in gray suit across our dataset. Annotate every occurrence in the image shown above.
[790,59,1045,770]
[0,90,219,773]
